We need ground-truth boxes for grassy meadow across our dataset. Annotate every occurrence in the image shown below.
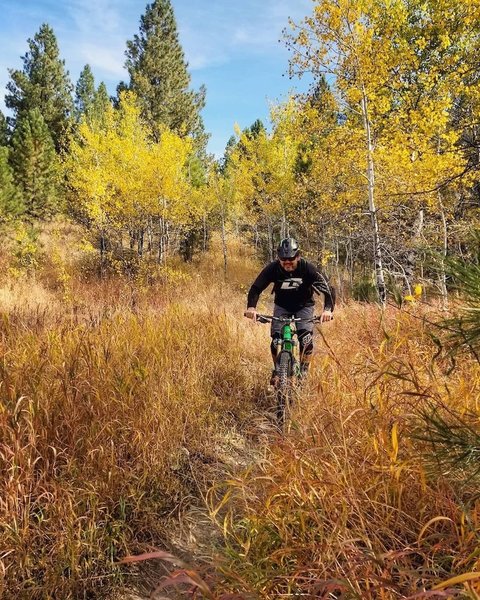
[0,224,479,599]
[205,305,480,599]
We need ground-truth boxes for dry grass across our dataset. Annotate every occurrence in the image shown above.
[202,304,480,599]
[0,237,268,599]
[2,228,480,599]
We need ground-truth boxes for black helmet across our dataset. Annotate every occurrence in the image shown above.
[277,237,300,259]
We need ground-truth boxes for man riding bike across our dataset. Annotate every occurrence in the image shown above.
[245,238,335,383]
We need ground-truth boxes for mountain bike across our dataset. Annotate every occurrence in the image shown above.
[255,314,323,430]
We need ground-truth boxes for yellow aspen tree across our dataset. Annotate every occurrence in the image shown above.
[286,0,480,302]
[65,101,116,257]
[375,0,480,301]
[229,103,299,258]
[144,128,195,261]
[294,103,366,268]
[145,127,192,223]
[268,100,300,237]
[65,92,194,261]
[286,0,412,303]
[208,163,244,276]
[228,128,273,257]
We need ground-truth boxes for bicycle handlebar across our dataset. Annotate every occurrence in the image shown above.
[243,312,327,324]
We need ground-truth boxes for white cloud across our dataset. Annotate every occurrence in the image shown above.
[58,0,135,88]
[174,0,314,71]
[78,42,126,78]
[232,28,249,45]
[187,52,227,71]
[67,0,125,34]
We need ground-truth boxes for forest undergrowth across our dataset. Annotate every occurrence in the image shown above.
[197,305,480,600]
[0,233,267,599]
[0,232,479,599]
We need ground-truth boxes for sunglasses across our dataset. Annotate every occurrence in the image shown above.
[279,256,298,263]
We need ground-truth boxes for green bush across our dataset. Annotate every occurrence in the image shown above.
[352,276,378,302]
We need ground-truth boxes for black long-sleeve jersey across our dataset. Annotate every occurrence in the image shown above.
[247,258,335,313]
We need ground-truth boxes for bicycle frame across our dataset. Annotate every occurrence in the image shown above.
[280,321,294,351]
[245,311,326,429]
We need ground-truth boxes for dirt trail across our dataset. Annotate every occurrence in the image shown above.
[119,290,336,599]
[121,387,281,599]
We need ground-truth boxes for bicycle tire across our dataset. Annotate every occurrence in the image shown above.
[276,350,293,428]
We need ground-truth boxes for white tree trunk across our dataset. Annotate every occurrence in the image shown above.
[281,210,287,239]
[361,88,386,305]
[221,207,228,279]
[267,217,274,261]
[437,192,449,308]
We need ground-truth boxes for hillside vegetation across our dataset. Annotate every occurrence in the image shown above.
[0,230,479,599]
[3,0,480,597]
[205,305,480,599]
[0,233,262,598]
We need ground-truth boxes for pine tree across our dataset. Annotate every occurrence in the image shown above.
[90,82,112,125]
[0,147,23,220]
[235,119,267,157]
[123,0,206,144]
[220,135,237,173]
[306,75,337,126]
[0,111,9,146]
[10,108,59,219]
[247,119,267,139]
[5,23,74,150]
[74,64,96,122]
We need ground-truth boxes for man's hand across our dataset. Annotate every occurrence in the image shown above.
[320,310,333,323]
[244,307,257,322]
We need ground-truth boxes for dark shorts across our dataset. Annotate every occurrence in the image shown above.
[270,304,315,338]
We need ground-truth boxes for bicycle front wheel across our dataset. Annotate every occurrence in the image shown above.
[276,350,293,428]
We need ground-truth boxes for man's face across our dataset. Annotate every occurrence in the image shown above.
[278,255,300,272]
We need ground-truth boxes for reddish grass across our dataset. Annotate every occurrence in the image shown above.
[203,303,480,599]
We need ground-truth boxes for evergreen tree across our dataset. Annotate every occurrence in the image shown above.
[0,111,9,146]
[247,119,267,139]
[5,23,74,150]
[74,64,95,122]
[0,147,23,220]
[237,119,266,156]
[123,0,206,145]
[220,135,237,173]
[307,75,338,126]
[10,108,59,219]
[89,82,112,126]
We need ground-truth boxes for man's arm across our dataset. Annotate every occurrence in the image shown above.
[246,263,275,314]
[309,264,336,313]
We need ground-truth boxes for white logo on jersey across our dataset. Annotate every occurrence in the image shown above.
[280,278,303,290]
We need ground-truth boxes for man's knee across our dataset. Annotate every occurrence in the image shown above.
[271,335,281,357]
[298,330,314,356]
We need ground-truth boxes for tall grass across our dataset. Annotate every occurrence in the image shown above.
[3,227,480,599]
[201,304,480,599]
[0,249,267,599]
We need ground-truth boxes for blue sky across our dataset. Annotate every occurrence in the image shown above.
[0,0,314,157]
